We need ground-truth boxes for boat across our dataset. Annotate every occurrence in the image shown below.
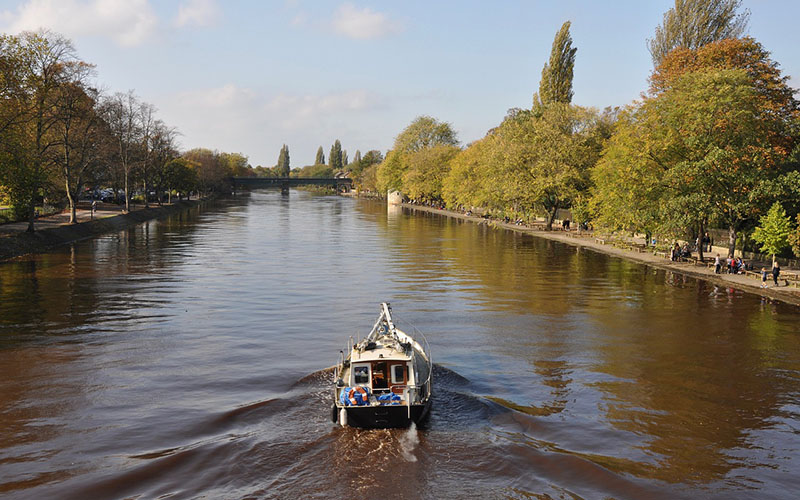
[331,303,432,428]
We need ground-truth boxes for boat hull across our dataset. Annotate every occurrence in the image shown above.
[339,400,431,429]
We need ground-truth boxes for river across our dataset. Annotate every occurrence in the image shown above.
[1,191,799,499]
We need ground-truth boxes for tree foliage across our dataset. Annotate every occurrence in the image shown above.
[789,214,800,258]
[315,146,325,165]
[329,140,343,170]
[647,0,750,66]
[537,21,577,105]
[376,116,459,198]
[276,144,290,177]
[752,202,792,262]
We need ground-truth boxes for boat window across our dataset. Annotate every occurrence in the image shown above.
[372,361,388,389]
[391,364,406,384]
[353,365,370,385]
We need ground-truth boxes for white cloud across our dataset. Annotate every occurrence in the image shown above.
[331,2,401,40]
[0,0,158,47]
[175,0,219,28]
[159,84,386,165]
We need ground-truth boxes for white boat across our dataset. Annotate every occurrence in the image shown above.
[331,303,432,428]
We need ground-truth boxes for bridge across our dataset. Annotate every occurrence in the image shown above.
[230,176,353,194]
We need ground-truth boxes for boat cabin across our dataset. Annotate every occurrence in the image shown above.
[350,358,411,396]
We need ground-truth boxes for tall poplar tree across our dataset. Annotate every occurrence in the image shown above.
[315,146,324,165]
[329,140,343,170]
[537,21,577,106]
[648,0,749,66]
[277,144,290,177]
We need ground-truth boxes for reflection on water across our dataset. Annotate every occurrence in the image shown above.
[1,191,800,499]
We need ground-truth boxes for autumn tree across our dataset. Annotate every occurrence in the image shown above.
[537,21,576,105]
[377,116,459,197]
[3,31,85,231]
[51,79,103,223]
[647,0,750,66]
[496,104,601,229]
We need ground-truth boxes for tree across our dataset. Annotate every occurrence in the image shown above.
[648,0,749,66]
[442,135,498,210]
[149,121,179,204]
[102,90,140,212]
[392,116,458,153]
[163,158,197,201]
[497,104,601,230]
[329,140,342,170]
[537,21,577,105]
[315,146,325,165]
[51,80,102,223]
[137,101,157,208]
[276,144,290,177]
[341,149,348,168]
[4,31,85,231]
[789,214,800,258]
[352,150,361,167]
[591,106,665,238]
[653,68,792,256]
[752,202,792,264]
[377,116,459,195]
[402,144,460,202]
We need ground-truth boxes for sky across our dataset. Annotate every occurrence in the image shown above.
[1,0,798,168]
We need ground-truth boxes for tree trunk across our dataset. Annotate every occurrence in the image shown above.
[124,170,130,213]
[728,225,737,258]
[546,204,559,231]
[143,177,149,208]
[67,192,77,224]
[26,203,35,233]
[697,221,705,262]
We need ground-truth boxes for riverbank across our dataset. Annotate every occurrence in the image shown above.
[0,199,210,262]
[402,203,800,307]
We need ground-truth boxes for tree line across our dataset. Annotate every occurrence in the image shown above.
[373,0,800,261]
[258,140,384,191]
[0,30,256,231]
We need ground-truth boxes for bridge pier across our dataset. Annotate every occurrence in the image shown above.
[281,182,290,195]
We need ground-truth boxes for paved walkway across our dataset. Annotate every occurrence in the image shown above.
[0,202,154,236]
[403,203,800,306]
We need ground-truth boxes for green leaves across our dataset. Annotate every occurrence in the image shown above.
[752,202,792,261]
[538,21,577,106]
[376,116,459,200]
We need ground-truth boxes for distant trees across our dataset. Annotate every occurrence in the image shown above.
[647,0,749,66]
[315,146,325,165]
[329,140,343,170]
[276,144,290,177]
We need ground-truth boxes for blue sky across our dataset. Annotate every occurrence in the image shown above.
[1,0,797,167]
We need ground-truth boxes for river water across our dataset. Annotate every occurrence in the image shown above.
[1,191,799,499]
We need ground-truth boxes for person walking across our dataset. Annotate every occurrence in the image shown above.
[714,254,721,274]
[772,261,781,286]
[761,267,768,288]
